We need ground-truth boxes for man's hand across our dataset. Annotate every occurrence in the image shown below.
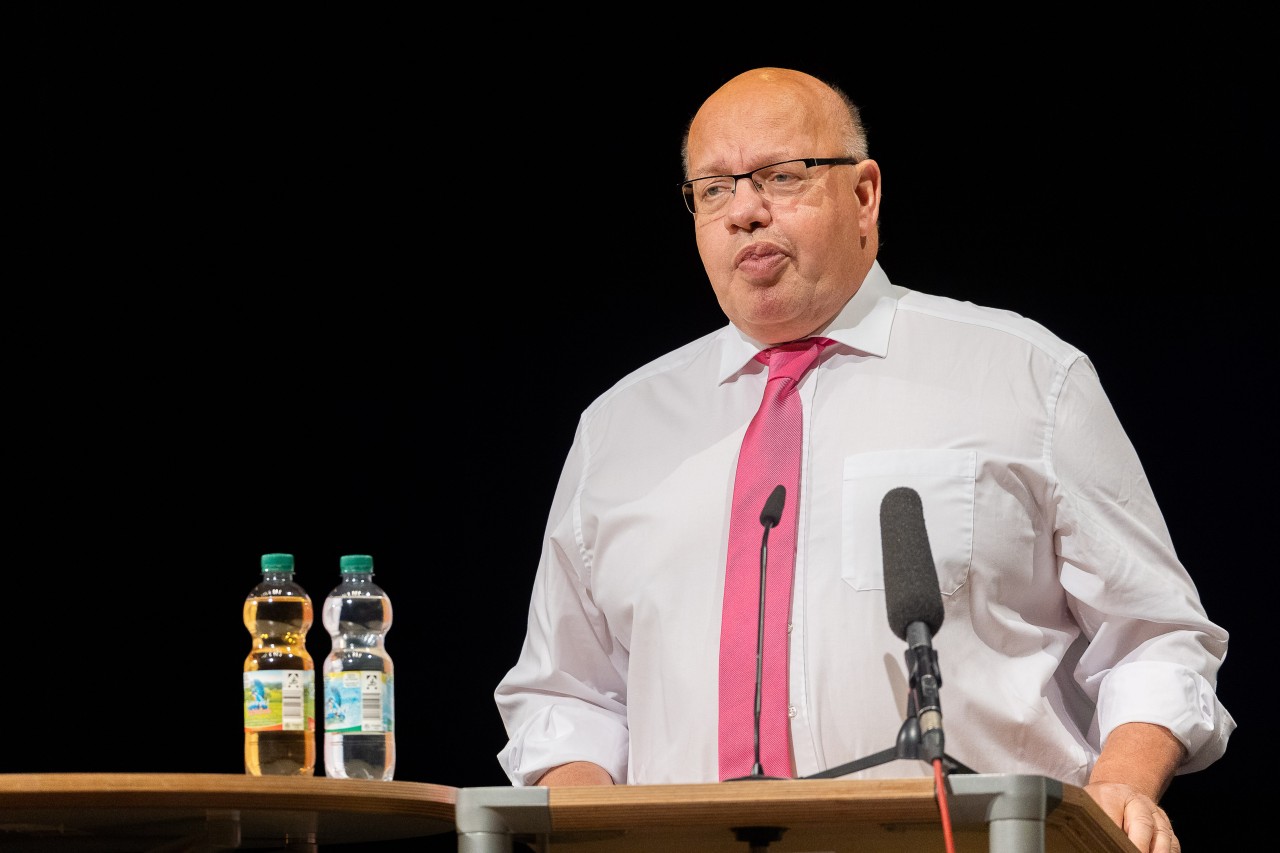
[1086,722,1186,853]
[1084,781,1179,853]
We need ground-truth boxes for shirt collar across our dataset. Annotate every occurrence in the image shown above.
[715,260,905,384]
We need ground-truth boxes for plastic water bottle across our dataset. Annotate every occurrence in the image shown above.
[322,554,395,780]
[243,552,316,776]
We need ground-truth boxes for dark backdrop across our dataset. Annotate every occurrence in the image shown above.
[15,18,1271,851]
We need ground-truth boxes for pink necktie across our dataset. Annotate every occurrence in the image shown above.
[719,336,834,780]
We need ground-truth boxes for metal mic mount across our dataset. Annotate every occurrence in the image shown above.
[804,622,975,779]
[904,622,944,764]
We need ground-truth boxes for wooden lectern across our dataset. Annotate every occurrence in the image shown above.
[454,774,1138,853]
[0,773,456,851]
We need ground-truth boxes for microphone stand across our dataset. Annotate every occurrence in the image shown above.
[809,486,974,781]
[804,633,974,779]
[726,487,790,852]
[749,512,771,778]
[803,698,974,779]
[726,485,789,782]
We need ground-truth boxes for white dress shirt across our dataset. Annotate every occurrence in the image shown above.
[495,261,1234,787]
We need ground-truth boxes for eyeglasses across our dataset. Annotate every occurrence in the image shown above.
[679,157,859,216]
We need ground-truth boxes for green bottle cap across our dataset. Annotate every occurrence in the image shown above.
[261,553,295,572]
[339,554,374,574]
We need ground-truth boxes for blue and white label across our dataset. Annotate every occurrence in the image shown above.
[324,671,394,734]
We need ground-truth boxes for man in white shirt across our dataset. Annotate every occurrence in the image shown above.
[494,66,1233,853]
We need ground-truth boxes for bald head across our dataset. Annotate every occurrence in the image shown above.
[681,67,881,345]
[683,68,868,180]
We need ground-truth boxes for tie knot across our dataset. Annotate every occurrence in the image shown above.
[755,337,835,383]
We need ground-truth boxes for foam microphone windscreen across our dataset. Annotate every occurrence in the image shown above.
[760,484,786,528]
[880,486,945,640]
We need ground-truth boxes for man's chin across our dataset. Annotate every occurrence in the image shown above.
[733,308,807,345]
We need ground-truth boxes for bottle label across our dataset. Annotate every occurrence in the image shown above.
[243,671,316,732]
[324,671,394,733]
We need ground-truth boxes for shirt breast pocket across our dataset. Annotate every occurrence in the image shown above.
[841,449,975,595]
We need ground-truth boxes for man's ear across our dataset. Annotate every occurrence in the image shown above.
[854,158,882,239]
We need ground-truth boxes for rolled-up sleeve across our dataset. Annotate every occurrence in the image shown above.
[1051,357,1235,773]
[495,421,631,785]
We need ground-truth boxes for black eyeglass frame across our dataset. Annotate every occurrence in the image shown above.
[679,157,860,215]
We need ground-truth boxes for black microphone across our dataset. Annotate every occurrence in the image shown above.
[760,484,786,528]
[748,484,786,778]
[880,486,946,763]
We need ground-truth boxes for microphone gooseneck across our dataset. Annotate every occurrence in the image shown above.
[751,484,785,777]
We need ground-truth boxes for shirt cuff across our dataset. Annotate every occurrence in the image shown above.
[497,704,629,786]
[1097,660,1235,774]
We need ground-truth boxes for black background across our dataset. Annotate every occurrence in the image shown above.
[14,14,1272,851]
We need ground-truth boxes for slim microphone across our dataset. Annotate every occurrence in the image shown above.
[749,484,785,778]
[880,486,946,763]
[760,484,786,528]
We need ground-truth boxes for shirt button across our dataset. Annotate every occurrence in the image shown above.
[788,706,797,718]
